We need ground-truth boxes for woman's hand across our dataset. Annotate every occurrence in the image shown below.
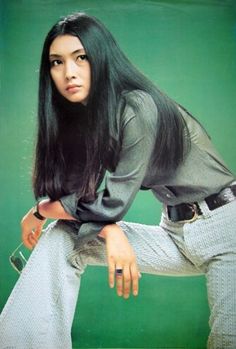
[21,199,77,250]
[21,208,47,250]
[98,224,140,299]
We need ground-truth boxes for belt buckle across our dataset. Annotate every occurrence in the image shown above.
[180,203,199,224]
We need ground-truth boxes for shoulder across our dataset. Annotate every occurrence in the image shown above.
[119,89,158,126]
[115,90,158,146]
[122,89,156,111]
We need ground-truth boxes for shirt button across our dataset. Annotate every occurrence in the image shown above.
[166,193,171,198]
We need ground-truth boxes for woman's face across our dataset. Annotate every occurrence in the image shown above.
[49,35,91,105]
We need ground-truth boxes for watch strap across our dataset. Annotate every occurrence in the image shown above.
[33,202,46,221]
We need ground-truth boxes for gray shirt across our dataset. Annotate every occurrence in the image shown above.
[60,90,235,240]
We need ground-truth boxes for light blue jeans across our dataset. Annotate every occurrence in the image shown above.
[0,199,235,349]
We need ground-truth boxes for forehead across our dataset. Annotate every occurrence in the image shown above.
[49,35,84,55]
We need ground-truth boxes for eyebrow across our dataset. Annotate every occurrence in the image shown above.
[49,48,86,58]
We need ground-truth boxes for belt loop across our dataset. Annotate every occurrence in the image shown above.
[197,200,211,218]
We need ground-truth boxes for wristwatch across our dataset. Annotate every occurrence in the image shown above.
[32,202,46,221]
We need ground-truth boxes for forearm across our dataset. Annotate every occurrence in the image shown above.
[38,199,77,221]
[98,223,130,242]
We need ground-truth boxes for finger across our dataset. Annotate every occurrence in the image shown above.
[33,227,42,239]
[130,262,139,296]
[22,233,34,250]
[115,265,123,297]
[29,233,38,248]
[28,232,37,248]
[108,259,115,288]
[123,265,131,299]
[30,227,43,247]
[25,230,39,249]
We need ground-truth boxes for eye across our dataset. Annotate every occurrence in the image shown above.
[77,54,88,62]
[50,59,63,67]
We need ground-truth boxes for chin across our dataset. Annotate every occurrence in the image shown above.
[66,95,88,104]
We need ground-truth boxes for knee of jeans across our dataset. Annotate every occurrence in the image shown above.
[67,249,87,274]
[67,237,105,273]
[66,238,92,273]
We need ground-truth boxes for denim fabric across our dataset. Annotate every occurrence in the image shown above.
[0,200,235,349]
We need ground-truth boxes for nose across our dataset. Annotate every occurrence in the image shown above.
[65,61,78,81]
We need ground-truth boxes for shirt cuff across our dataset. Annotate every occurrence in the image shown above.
[78,221,107,241]
[59,193,79,219]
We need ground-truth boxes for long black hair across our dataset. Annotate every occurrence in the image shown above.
[33,12,191,201]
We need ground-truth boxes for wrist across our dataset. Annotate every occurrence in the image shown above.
[32,202,47,221]
[99,224,124,240]
[37,199,76,221]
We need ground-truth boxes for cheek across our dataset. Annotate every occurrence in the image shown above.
[50,72,62,90]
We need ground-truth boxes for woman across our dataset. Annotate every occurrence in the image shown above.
[0,12,235,349]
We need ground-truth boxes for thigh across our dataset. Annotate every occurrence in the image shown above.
[118,221,201,276]
[183,200,236,268]
[70,221,200,276]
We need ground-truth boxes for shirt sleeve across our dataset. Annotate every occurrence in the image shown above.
[60,91,158,240]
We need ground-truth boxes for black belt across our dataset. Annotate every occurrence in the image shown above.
[166,184,236,223]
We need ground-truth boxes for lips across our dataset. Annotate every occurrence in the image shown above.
[66,84,81,92]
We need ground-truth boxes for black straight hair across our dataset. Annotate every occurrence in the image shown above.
[33,12,191,201]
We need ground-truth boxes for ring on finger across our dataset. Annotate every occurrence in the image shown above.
[115,268,123,276]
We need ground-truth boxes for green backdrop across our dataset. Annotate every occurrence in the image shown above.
[0,1,235,348]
